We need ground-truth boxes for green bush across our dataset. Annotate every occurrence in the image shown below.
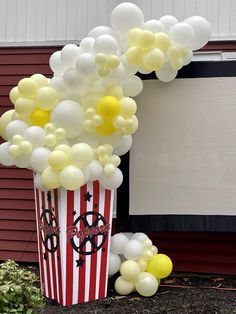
[0,260,44,314]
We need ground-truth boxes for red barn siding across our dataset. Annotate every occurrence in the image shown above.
[0,45,236,274]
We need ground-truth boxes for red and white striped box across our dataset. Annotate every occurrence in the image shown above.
[34,181,114,306]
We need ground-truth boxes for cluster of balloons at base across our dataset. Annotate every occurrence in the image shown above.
[0,2,211,191]
[108,232,173,297]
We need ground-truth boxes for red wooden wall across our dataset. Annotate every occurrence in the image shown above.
[0,45,236,274]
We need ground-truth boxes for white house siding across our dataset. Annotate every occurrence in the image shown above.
[0,0,235,46]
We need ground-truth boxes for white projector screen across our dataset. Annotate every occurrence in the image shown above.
[130,77,236,216]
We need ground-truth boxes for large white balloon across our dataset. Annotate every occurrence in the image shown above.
[169,22,194,48]
[24,126,45,148]
[135,272,158,297]
[108,252,121,276]
[184,16,211,50]
[51,100,85,139]
[34,172,49,192]
[123,239,144,261]
[63,68,88,92]
[144,20,165,33]
[61,44,81,67]
[88,160,103,181]
[111,233,129,254]
[79,37,95,53]
[76,53,97,77]
[88,26,116,39]
[49,51,67,75]
[30,147,51,172]
[121,76,143,97]
[94,35,118,54]
[113,135,132,156]
[159,15,178,32]
[155,63,178,82]
[0,142,14,166]
[99,168,123,189]
[6,120,29,140]
[111,2,144,36]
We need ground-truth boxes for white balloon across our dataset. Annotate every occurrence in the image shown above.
[6,120,29,140]
[61,44,81,67]
[49,76,71,99]
[131,232,149,243]
[169,22,194,48]
[24,126,45,148]
[63,68,88,92]
[76,53,97,77]
[94,35,118,54]
[88,26,116,39]
[144,20,165,33]
[184,16,211,50]
[120,55,138,76]
[51,100,85,139]
[0,142,14,166]
[49,51,67,75]
[88,160,103,181]
[135,272,158,297]
[155,63,178,82]
[108,64,125,84]
[108,252,121,276]
[122,76,143,97]
[111,2,144,35]
[14,155,31,168]
[83,167,89,185]
[99,168,123,190]
[30,147,51,172]
[183,49,193,65]
[79,37,95,53]
[123,239,144,261]
[113,135,132,156]
[111,233,129,254]
[34,172,49,192]
[159,15,178,33]
[99,132,122,148]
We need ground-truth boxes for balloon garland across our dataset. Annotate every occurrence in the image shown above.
[0,2,211,192]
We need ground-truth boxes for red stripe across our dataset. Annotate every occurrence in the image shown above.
[78,184,87,303]
[54,189,63,304]
[99,189,112,299]
[35,189,45,295]
[66,191,74,306]
[41,192,52,299]
[47,191,58,302]
[89,181,100,301]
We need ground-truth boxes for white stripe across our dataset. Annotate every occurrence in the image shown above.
[58,187,67,306]
[84,182,93,302]
[104,189,114,295]
[45,194,54,300]
[95,183,104,299]
[51,192,60,303]
[38,191,49,298]
[72,188,81,305]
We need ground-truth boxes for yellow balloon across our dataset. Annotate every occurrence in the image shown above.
[105,85,124,100]
[126,46,143,65]
[97,96,120,118]
[70,143,94,168]
[8,144,20,157]
[55,128,66,140]
[19,141,33,155]
[36,87,59,110]
[59,165,84,190]
[18,78,38,98]
[104,163,116,176]
[127,28,142,47]
[42,166,60,189]
[31,108,50,127]
[147,254,173,279]
[9,87,20,104]
[120,97,137,117]
[170,57,184,70]
[15,97,35,115]
[96,118,117,136]
[115,276,134,296]
[143,48,165,71]
[55,144,71,155]
[137,30,156,50]
[155,33,170,52]
[97,66,110,78]
[95,53,107,66]
[31,74,49,88]
[12,135,23,145]
[124,115,138,135]
[120,260,140,281]
[48,150,68,170]
[0,109,14,140]
[137,258,148,272]
[45,134,57,147]
[107,55,120,69]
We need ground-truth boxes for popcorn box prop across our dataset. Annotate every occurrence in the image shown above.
[34,181,114,306]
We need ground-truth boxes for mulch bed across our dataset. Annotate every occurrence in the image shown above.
[28,265,236,314]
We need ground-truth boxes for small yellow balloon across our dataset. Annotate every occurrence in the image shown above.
[55,128,66,140]
[9,87,20,104]
[107,55,120,69]
[55,144,71,155]
[42,166,60,189]
[120,97,137,117]
[19,141,33,155]
[115,276,134,296]
[59,165,84,190]
[97,66,110,78]
[45,134,57,147]
[15,97,35,115]
[18,78,38,98]
[147,254,173,279]
[127,28,142,47]
[124,115,138,135]
[97,96,120,118]
[36,87,59,110]
[170,57,184,70]
[31,74,49,88]
[8,144,20,157]
[143,48,165,71]
[31,108,50,127]
[120,260,141,281]
[110,155,121,167]
[155,33,170,52]
[137,258,148,272]
[126,46,143,65]
[137,30,156,50]
[96,118,117,136]
[0,109,15,140]
[105,85,124,100]
[48,150,68,170]
[95,53,107,66]
[104,163,116,176]
[12,134,23,145]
